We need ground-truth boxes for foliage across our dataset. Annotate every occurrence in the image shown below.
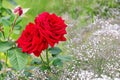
[8,48,28,70]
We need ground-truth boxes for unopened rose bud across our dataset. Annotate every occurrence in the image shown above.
[14,6,23,16]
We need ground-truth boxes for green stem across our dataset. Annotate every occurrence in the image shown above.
[46,49,49,67]
[40,55,45,64]
[8,15,19,40]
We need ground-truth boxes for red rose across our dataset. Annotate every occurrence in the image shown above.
[17,23,48,57]
[17,12,67,57]
[35,12,67,47]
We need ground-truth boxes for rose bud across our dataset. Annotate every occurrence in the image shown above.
[14,6,23,16]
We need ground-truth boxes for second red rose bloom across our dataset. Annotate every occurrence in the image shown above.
[17,12,67,57]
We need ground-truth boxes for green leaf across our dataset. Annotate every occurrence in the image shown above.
[0,62,2,71]
[48,47,62,57]
[0,41,14,52]
[9,14,15,24]
[14,25,21,30]
[13,30,20,34]
[16,17,22,25]
[24,71,32,77]
[40,65,50,71]
[31,58,41,65]
[0,7,12,15]
[50,56,71,67]
[3,26,10,38]
[0,17,11,26]
[6,9,12,15]
[52,58,63,67]
[8,48,28,70]
[0,7,6,13]
[58,55,71,62]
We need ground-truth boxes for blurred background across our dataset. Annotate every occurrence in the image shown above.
[3,0,120,27]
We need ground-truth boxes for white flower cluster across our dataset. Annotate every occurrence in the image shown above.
[64,16,120,79]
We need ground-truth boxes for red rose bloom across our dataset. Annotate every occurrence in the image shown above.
[17,23,48,56]
[17,12,67,57]
[35,12,67,47]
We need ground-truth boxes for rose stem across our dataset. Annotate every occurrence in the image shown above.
[46,49,50,67]
[40,55,45,64]
[8,15,19,40]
